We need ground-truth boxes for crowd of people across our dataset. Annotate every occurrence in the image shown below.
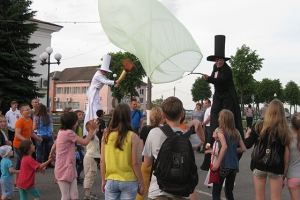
[0,39,299,200]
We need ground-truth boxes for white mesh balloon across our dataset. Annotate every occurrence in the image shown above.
[98,0,202,83]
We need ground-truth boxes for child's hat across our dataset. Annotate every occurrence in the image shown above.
[0,145,12,158]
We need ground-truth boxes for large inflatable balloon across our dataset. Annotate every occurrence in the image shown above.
[98,0,202,83]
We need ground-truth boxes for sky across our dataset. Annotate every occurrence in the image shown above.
[30,0,300,110]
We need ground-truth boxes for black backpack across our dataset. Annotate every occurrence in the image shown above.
[152,124,199,197]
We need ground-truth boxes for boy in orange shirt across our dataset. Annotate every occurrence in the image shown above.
[13,104,41,190]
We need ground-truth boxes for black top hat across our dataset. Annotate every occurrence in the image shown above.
[207,35,230,62]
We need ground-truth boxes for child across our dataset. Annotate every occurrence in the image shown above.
[100,103,145,198]
[49,112,98,200]
[74,110,84,185]
[96,109,106,148]
[211,109,246,200]
[0,145,19,200]
[83,120,100,200]
[204,130,220,188]
[17,140,53,200]
[142,97,204,199]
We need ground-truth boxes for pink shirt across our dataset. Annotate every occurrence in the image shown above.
[17,156,40,189]
[54,129,78,182]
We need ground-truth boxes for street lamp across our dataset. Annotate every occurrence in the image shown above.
[274,93,277,98]
[39,47,62,108]
[174,81,181,97]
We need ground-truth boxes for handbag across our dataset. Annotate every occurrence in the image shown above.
[208,142,220,184]
[251,132,280,167]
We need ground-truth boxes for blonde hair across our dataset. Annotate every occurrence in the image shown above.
[150,106,162,127]
[291,113,300,150]
[260,99,292,146]
[218,109,240,143]
[85,120,93,132]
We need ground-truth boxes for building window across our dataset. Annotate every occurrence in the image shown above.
[64,87,71,94]
[73,87,80,94]
[140,89,144,95]
[64,102,71,108]
[56,102,62,109]
[56,87,62,94]
[140,98,144,103]
[82,86,88,94]
[72,102,80,110]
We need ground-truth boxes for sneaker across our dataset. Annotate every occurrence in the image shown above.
[90,192,99,199]
[83,194,98,200]
[14,186,19,192]
[77,179,83,186]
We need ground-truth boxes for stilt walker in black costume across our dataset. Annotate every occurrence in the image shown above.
[200,35,244,171]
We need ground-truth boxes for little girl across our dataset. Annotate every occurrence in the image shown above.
[0,145,19,200]
[49,112,98,200]
[17,140,52,200]
[204,130,219,188]
[211,109,246,200]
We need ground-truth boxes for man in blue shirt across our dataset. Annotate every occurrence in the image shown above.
[130,98,144,135]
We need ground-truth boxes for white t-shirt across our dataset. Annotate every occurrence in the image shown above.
[142,127,201,198]
[203,106,211,126]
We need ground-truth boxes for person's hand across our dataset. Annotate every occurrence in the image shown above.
[212,163,220,172]
[186,120,201,131]
[203,74,209,80]
[101,180,107,193]
[138,183,145,196]
[115,79,120,84]
[245,128,251,138]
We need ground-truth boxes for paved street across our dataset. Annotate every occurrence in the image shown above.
[11,145,291,200]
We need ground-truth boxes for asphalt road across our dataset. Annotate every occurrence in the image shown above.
[11,145,292,200]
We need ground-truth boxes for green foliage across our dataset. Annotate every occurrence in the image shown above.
[0,0,43,113]
[230,45,264,113]
[190,77,212,104]
[106,51,146,102]
[284,81,300,113]
[256,78,284,104]
[152,98,163,107]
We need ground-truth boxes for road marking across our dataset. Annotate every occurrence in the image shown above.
[195,189,226,200]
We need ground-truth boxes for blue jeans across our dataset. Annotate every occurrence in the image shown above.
[35,135,54,163]
[76,146,84,177]
[105,180,138,200]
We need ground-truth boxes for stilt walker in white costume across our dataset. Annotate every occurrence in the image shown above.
[83,54,120,136]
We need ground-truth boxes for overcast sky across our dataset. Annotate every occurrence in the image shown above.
[30,0,300,110]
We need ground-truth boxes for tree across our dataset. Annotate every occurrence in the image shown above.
[256,78,284,104]
[0,0,43,113]
[106,51,147,102]
[284,81,300,114]
[229,45,264,113]
[152,98,163,107]
[190,77,212,104]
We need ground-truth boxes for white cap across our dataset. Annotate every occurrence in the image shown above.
[100,54,112,73]
[0,145,12,158]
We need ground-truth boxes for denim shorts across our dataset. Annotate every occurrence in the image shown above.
[253,168,283,179]
[105,179,138,200]
[0,179,14,197]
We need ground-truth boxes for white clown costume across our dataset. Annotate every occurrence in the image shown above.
[83,55,115,136]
